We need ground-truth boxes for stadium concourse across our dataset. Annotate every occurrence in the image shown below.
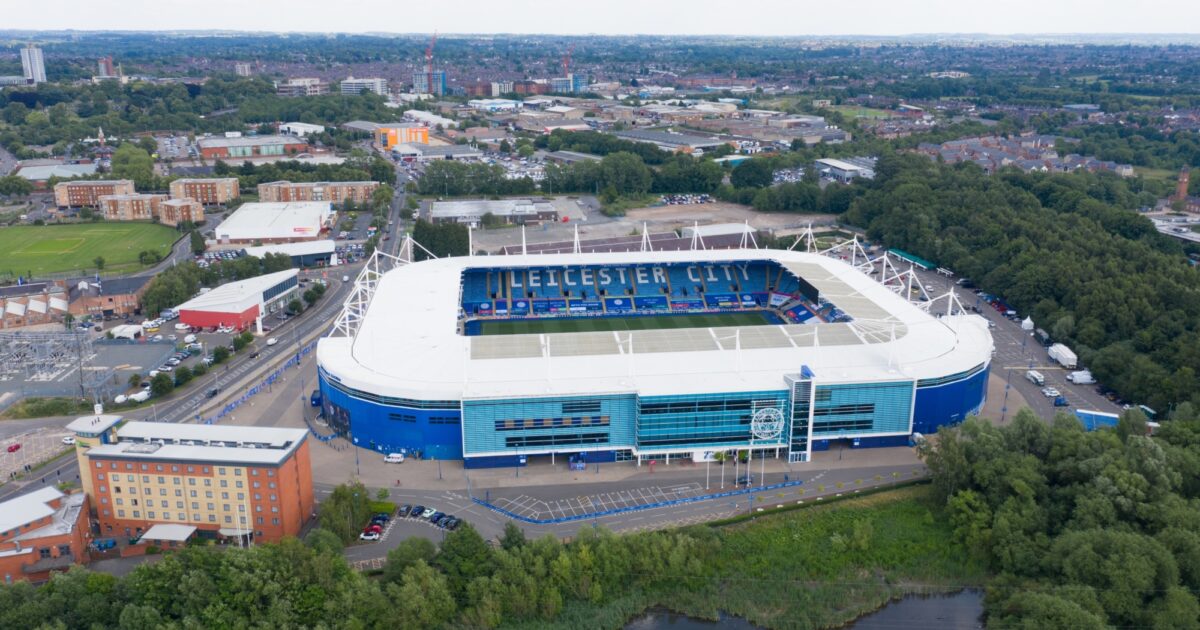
[316,246,994,469]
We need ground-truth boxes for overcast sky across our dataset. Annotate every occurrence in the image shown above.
[5,0,1200,36]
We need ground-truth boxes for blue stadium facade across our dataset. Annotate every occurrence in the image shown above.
[316,252,992,468]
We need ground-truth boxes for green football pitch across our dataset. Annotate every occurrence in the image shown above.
[0,222,179,276]
[476,311,776,335]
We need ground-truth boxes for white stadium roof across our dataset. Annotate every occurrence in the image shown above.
[241,239,336,259]
[215,202,331,242]
[318,249,993,401]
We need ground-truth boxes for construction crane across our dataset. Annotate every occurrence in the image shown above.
[425,31,438,75]
[561,44,574,77]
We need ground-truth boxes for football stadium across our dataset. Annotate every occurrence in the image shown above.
[316,247,993,468]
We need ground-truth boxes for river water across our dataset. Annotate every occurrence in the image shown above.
[624,589,984,630]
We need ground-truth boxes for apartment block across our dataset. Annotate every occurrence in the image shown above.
[168,178,241,205]
[98,193,167,221]
[54,180,136,208]
[69,415,314,544]
[159,198,205,227]
[257,180,380,204]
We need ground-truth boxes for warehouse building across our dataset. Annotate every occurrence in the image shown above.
[68,414,313,544]
[374,123,429,149]
[241,240,337,268]
[391,143,483,162]
[430,198,558,226]
[174,269,300,331]
[813,157,876,183]
[168,178,241,205]
[278,122,326,137]
[610,129,728,154]
[214,201,332,245]
[197,136,308,160]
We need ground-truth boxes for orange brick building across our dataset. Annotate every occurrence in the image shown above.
[69,415,314,544]
[168,178,241,205]
[98,193,167,221]
[160,198,205,227]
[0,487,91,583]
[257,180,380,204]
[54,180,136,208]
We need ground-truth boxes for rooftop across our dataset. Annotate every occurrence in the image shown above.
[85,421,308,465]
[66,413,124,434]
[216,201,331,241]
[176,269,298,312]
[430,199,554,220]
[16,163,97,181]
[318,249,992,402]
[142,523,197,542]
[241,239,336,258]
[0,487,65,535]
[14,492,85,542]
[198,135,301,149]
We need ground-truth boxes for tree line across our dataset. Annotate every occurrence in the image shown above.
[921,406,1200,628]
[140,255,292,317]
[212,153,395,188]
[845,153,1200,412]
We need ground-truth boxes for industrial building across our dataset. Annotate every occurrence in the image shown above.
[20,44,46,84]
[68,414,314,544]
[257,180,379,204]
[174,269,300,331]
[15,162,98,189]
[241,240,337,267]
[197,136,308,160]
[54,180,136,209]
[278,122,326,137]
[0,282,70,328]
[403,109,457,129]
[390,143,483,162]
[374,123,430,149]
[275,78,329,97]
[0,487,90,583]
[429,199,559,226]
[214,201,332,244]
[813,158,877,183]
[169,178,241,206]
[339,77,388,96]
[317,248,992,466]
[611,129,728,154]
[68,276,152,319]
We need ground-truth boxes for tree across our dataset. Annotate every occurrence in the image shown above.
[390,561,457,627]
[93,256,105,271]
[149,373,174,397]
[232,334,250,352]
[188,230,206,256]
[288,298,304,314]
[212,346,230,364]
[173,366,193,386]
[110,144,154,189]
[383,538,438,584]
[303,528,344,555]
[136,136,158,156]
[498,139,512,154]
[500,522,526,551]
[730,158,773,188]
[434,523,495,604]
[127,373,142,389]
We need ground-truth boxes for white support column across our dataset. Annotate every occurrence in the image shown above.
[521,225,527,255]
[468,225,474,256]
[573,224,581,254]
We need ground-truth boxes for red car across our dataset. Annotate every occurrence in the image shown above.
[6,443,20,453]
[363,524,382,534]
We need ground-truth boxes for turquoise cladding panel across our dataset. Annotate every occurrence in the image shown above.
[636,390,789,451]
[461,394,637,456]
[811,380,913,437]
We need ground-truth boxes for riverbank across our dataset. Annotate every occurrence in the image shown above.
[505,485,985,630]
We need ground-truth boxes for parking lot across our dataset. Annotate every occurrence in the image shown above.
[490,482,705,521]
[1,427,73,482]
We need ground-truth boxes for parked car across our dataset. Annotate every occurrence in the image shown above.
[363,524,382,534]
[443,517,461,531]
[62,436,75,445]
[420,507,436,519]
[359,532,380,541]
[410,505,426,519]
[384,452,405,464]
[6,443,20,453]
[398,504,413,518]
[372,512,391,523]
[735,474,753,486]
[428,511,445,524]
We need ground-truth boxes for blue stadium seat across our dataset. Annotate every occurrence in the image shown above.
[744,263,771,292]
[776,271,801,295]
[667,266,701,297]
[462,271,490,304]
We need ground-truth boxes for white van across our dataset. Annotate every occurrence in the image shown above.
[1025,370,1045,386]
[129,390,151,403]
[384,453,406,464]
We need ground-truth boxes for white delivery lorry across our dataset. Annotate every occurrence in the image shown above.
[1067,370,1096,385]
[1026,370,1045,386]
[1048,343,1078,369]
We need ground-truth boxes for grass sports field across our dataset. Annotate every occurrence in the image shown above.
[0,223,178,276]
[477,311,776,335]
